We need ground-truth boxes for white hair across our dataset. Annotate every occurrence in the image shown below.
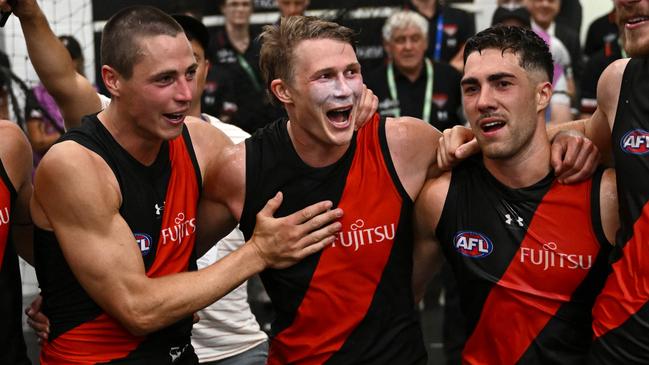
[382,10,429,42]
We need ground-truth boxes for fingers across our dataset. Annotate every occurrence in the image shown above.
[25,295,50,342]
[437,126,478,170]
[557,139,600,184]
[353,84,377,130]
[257,191,283,219]
[192,312,200,324]
[455,138,479,160]
[289,199,335,225]
[550,138,568,175]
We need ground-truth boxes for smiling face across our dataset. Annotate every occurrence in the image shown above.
[109,34,197,142]
[461,48,550,160]
[385,25,428,75]
[616,0,649,57]
[278,38,363,154]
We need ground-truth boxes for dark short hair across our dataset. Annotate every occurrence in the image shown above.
[58,35,83,61]
[101,6,184,79]
[172,14,210,54]
[258,16,355,101]
[463,25,554,83]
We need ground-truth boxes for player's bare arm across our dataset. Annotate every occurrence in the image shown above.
[31,136,342,336]
[385,116,442,200]
[600,168,620,245]
[412,172,451,303]
[0,120,33,264]
[1,0,102,129]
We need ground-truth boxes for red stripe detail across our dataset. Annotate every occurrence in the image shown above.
[41,134,200,364]
[462,180,601,364]
[147,134,199,277]
[592,202,649,338]
[0,179,10,270]
[41,314,142,365]
[268,114,403,364]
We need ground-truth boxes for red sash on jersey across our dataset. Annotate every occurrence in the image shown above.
[0,174,11,270]
[268,114,404,364]
[462,179,603,364]
[41,134,200,365]
[592,203,649,337]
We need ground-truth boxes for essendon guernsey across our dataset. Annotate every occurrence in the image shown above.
[436,158,611,364]
[239,115,427,364]
[35,116,201,364]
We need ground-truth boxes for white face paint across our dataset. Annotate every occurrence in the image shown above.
[283,38,363,166]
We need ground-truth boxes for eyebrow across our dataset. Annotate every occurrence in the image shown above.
[149,62,198,81]
[460,72,516,86]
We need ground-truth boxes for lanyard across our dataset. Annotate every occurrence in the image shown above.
[434,13,444,61]
[386,58,434,123]
[237,54,262,92]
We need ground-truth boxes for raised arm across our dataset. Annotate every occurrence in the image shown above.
[0,120,33,264]
[32,140,342,336]
[1,0,102,128]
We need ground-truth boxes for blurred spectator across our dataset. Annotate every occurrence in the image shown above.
[527,0,583,84]
[276,0,309,19]
[203,0,283,134]
[366,10,463,130]
[25,35,82,167]
[583,5,618,58]
[0,51,12,121]
[580,21,623,118]
[403,0,475,73]
[492,6,572,123]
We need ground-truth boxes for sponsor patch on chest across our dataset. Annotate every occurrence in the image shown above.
[453,231,493,258]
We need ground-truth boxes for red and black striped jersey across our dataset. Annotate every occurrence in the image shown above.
[239,115,427,364]
[590,57,649,364]
[0,157,30,365]
[436,157,611,365]
[35,115,201,364]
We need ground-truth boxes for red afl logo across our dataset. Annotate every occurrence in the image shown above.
[134,233,152,256]
[454,231,493,258]
[621,129,649,155]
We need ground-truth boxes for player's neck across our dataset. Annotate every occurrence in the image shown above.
[483,130,552,189]
[99,105,165,166]
[226,23,250,53]
[286,119,350,168]
[412,0,437,18]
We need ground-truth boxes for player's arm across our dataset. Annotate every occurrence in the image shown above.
[547,58,629,172]
[385,116,442,200]
[599,168,619,245]
[2,0,102,129]
[412,173,450,303]
[33,142,342,336]
[0,121,33,264]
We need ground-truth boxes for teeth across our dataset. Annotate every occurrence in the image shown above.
[484,121,502,127]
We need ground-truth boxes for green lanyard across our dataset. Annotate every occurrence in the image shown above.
[237,54,262,92]
[386,58,434,123]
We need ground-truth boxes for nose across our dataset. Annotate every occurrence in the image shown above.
[176,77,194,103]
[476,86,497,112]
[333,74,353,99]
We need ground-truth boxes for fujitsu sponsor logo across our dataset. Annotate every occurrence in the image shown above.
[331,219,396,252]
[520,242,593,271]
[0,206,8,227]
[160,212,196,245]
[620,129,649,155]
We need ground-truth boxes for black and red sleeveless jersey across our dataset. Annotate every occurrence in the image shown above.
[589,57,649,364]
[436,157,611,364]
[34,115,201,364]
[239,115,426,364]
[0,158,31,365]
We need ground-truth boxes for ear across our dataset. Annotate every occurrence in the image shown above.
[383,40,392,59]
[536,81,553,113]
[102,65,122,98]
[270,79,293,105]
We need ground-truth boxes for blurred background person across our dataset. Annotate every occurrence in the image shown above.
[366,10,463,131]
[403,0,475,73]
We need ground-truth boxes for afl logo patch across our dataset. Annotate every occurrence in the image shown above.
[620,129,649,155]
[454,231,493,258]
[135,233,152,256]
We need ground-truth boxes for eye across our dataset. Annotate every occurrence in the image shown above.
[496,80,512,89]
[186,69,197,80]
[462,85,478,95]
[157,75,174,84]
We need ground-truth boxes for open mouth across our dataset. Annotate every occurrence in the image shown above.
[480,120,506,133]
[625,16,649,27]
[163,112,185,124]
[326,106,352,127]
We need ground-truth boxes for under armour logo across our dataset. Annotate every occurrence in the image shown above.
[505,214,524,227]
[155,203,165,216]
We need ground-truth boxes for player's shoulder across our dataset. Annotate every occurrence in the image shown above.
[0,120,32,188]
